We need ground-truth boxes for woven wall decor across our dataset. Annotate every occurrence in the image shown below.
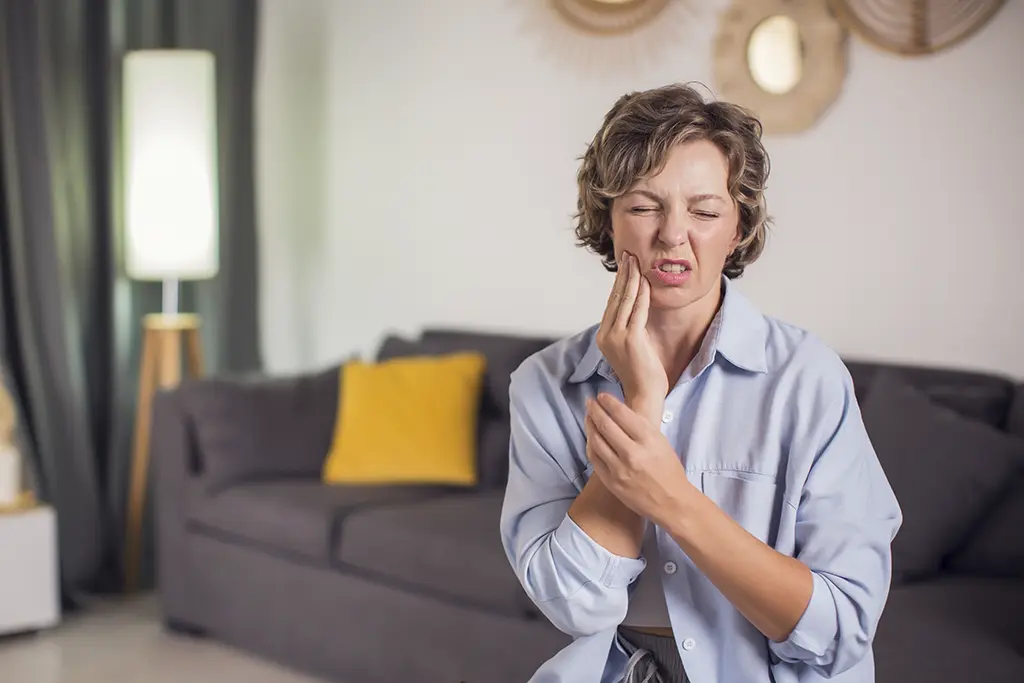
[550,0,672,34]
[714,0,847,134]
[515,0,698,73]
[828,0,1007,55]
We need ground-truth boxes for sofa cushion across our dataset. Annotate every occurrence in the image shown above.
[179,366,340,491]
[845,361,1014,428]
[941,382,1024,578]
[946,474,1024,579]
[322,352,486,487]
[189,480,450,564]
[336,491,533,617]
[1007,384,1024,438]
[377,334,526,490]
[874,577,1024,683]
[862,371,1024,583]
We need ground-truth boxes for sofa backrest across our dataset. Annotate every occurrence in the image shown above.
[843,360,1017,429]
[1006,384,1024,440]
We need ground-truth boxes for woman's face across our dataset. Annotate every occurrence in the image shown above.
[610,139,740,311]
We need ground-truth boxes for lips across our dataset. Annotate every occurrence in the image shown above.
[650,259,692,286]
[652,259,692,273]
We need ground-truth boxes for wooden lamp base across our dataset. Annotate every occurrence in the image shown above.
[124,313,204,593]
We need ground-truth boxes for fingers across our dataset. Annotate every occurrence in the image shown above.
[631,274,651,330]
[613,254,640,330]
[587,396,633,454]
[598,253,629,332]
[592,393,647,443]
[584,412,617,471]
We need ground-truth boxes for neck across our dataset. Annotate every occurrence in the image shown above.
[646,281,724,387]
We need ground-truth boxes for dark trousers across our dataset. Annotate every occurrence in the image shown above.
[617,627,690,683]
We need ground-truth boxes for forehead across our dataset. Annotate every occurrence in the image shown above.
[638,139,730,193]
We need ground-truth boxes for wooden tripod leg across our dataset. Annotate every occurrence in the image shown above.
[125,326,159,593]
[185,327,204,378]
[157,330,183,388]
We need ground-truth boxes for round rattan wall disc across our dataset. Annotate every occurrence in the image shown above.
[828,0,1007,55]
[550,0,672,34]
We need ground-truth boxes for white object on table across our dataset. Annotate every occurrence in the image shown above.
[0,445,19,507]
[0,505,60,635]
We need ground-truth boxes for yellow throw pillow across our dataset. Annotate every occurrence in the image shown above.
[322,352,487,486]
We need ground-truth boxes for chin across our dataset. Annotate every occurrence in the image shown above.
[649,287,699,310]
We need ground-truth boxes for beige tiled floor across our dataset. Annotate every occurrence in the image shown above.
[0,594,326,683]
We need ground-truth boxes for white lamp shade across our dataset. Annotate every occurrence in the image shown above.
[123,50,219,281]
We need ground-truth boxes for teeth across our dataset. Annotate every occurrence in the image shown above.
[659,264,687,273]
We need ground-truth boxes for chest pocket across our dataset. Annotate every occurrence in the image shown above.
[701,471,778,544]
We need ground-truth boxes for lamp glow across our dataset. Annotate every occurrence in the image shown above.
[123,50,219,312]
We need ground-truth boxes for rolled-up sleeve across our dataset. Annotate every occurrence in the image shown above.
[500,365,646,638]
[770,365,902,677]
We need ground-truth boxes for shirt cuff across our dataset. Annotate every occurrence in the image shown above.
[774,571,839,659]
[552,514,647,589]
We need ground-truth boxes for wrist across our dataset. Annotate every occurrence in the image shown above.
[625,392,664,425]
[654,476,700,538]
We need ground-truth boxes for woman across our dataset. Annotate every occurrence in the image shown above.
[499,83,901,683]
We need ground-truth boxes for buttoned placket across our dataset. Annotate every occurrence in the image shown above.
[657,378,708,664]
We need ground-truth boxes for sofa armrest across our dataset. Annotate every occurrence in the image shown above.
[152,386,207,627]
[175,365,341,492]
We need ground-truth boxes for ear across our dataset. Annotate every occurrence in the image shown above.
[728,223,742,252]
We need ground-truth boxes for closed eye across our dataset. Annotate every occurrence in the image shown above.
[693,211,719,220]
[629,206,659,215]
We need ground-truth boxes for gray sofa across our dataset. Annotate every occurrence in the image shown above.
[153,328,1024,683]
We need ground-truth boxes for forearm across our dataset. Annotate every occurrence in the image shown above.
[660,486,813,643]
[568,475,645,558]
[569,392,662,558]
[569,393,663,558]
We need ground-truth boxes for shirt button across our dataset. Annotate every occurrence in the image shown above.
[682,638,696,651]
[661,411,674,423]
[663,561,677,575]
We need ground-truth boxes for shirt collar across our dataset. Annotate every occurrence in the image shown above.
[567,276,768,385]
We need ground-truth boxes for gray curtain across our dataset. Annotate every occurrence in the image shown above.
[0,0,262,597]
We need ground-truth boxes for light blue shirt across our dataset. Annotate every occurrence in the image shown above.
[500,277,902,683]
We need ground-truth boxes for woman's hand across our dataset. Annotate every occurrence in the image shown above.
[596,252,668,423]
[585,392,690,526]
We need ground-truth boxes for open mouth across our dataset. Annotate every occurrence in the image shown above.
[651,259,692,285]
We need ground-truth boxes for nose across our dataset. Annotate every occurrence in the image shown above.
[657,209,688,248]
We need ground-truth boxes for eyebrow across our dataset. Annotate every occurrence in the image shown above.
[623,190,726,204]
[623,189,665,203]
[687,193,726,204]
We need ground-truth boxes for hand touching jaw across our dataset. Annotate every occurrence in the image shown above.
[595,251,667,425]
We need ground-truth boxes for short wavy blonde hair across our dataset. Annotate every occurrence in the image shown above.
[574,83,771,279]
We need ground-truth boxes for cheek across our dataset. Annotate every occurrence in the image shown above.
[692,223,739,261]
[610,215,649,251]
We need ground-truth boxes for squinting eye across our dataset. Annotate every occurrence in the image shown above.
[629,207,658,214]
[693,211,719,219]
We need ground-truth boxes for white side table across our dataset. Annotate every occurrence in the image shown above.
[0,504,60,635]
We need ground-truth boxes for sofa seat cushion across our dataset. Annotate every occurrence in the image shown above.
[336,491,532,617]
[875,577,1024,682]
[189,480,450,564]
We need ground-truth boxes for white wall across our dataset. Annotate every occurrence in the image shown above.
[257,0,1024,378]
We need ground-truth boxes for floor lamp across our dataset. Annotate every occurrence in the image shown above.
[122,50,219,593]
